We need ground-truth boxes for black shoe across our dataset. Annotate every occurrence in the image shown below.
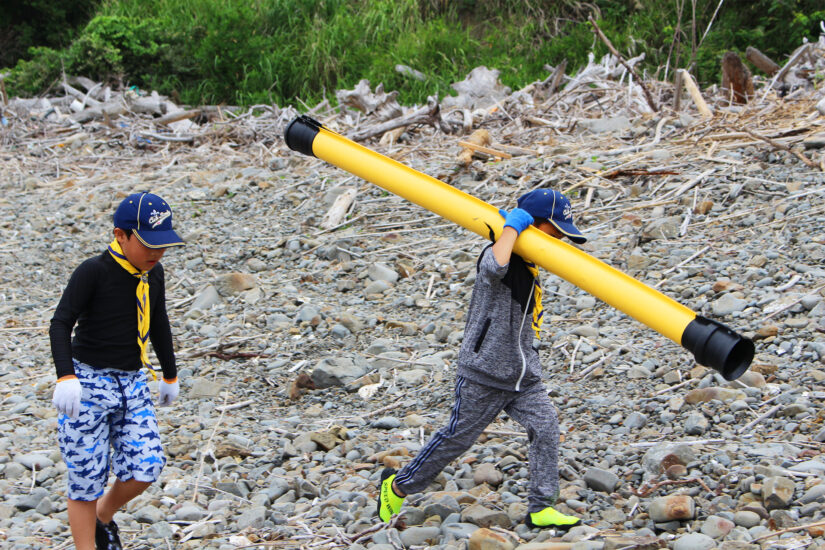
[95,518,123,550]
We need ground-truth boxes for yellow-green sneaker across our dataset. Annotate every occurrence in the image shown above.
[525,506,581,530]
[376,468,405,522]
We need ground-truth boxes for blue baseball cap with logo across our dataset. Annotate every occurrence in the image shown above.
[517,189,586,244]
[113,192,185,248]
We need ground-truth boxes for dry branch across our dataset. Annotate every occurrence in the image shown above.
[746,46,780,76]
[457,140,512,160]
[588,16,658,112]
[321,188,357,230]
[739,127,818,169]
[347,96,443,141]
[678,70,712,118]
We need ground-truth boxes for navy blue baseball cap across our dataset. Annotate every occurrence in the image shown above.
[113,192,184,248]
[517,189,586,244]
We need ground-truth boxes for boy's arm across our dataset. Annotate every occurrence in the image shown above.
[491,208,534,266]
[149,265,177,382]
[49,261,97,379]
[491,227,519,266]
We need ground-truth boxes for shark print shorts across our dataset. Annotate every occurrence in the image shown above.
[58,360,166,501]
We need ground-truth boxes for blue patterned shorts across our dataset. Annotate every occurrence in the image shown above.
[58,360,166,501]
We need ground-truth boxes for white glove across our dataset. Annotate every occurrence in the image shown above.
[158,378,180,406]
[53,377,82,418]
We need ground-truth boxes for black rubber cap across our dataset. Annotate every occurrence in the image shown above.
[284,115,322,157]
[681,315,754,380]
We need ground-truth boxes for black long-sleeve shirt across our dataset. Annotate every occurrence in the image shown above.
[49,251,177,380]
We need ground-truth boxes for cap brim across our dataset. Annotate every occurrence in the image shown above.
[133,229,185,249]
[550,220,587,244]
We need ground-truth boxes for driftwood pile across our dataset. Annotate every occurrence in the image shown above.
[1,26,824,164]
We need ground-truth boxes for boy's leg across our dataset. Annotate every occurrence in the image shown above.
[97,479,152,523]
[393,377,508,494]
[67,499,97,550]
[504,383,561,513]
[108,370,166,510]
[58,362,118,549]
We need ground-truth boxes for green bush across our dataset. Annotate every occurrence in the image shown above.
[3,0,824,106]
[66,16,166,84]
[4,46,65,97]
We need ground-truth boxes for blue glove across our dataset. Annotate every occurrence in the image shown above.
[53,377,82,418]
[158,378,180,406]
[499,208,534,234]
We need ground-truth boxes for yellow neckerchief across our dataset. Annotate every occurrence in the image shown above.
[108,239,156,380]
[525,261,543,339]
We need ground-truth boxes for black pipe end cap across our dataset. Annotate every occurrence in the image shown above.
[682,315,754,381]
[284,115,322,157]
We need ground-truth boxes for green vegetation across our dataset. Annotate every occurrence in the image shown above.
[2,0,823,106]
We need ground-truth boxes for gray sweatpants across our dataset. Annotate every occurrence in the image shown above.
[394,376,560,513]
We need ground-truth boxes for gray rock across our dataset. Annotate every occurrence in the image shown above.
[684,411,709,435]
[174,503,207,521]
[311,356,368,388]
[626,365,652,379]
[797,484,825,504]
[460,504,511,528]
[583,467,619,493]
[423,494,462,519]
[296,304,321,323]
[368,262,399,283]
[364,280,391,295]
[236,506,267,529]
[762,476,795,509]
[399,525,441,547]
[733,510,762,528]
[473,463,503,487]
[673,532,716,550]
[701,514,735,538]
[576,296,597,310]
[371,416,401,429]
[134,504,165,523]
[712,294,748,316]
[623,411,647,429]
[14,453,54,470]
[441,521,477,540]
[13,488,48,511]
[190,284,222,310]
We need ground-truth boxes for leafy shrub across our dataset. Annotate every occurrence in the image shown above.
[66,16,165,84]
[4,0,824,105]
[4,46,65,97]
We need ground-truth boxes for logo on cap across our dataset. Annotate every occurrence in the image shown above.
[148,209,171,228]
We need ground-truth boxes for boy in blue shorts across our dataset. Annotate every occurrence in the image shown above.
[377,189,586,530]
[49,192,185,550]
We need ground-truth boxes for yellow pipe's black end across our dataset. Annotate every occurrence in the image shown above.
[682,316,754,380]
[285,115,322,157]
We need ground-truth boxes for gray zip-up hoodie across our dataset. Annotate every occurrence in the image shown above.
[456,244,542,391]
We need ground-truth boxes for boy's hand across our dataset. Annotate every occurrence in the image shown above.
[158,378,180,406]
[53,377,82,418]
[499,208,534,234]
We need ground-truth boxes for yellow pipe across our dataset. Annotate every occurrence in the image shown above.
[285,116,753,379]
